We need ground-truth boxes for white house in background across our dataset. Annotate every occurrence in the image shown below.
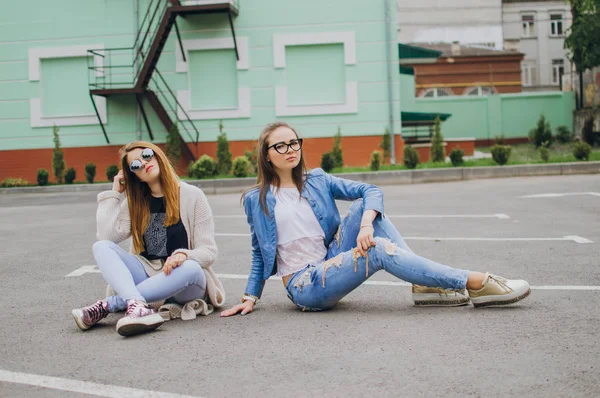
[502,0,572,91]
[396,0,504,49]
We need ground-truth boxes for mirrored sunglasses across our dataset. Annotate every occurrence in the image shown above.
[129,148,155,173]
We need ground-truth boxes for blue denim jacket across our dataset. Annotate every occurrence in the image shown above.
[242,168,384,298]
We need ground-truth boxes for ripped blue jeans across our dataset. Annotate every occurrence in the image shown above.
[285,200,470,311]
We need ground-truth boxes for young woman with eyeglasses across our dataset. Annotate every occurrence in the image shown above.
[72,142,225,336]
[220,122,530,316]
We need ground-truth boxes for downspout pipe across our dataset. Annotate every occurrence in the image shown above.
[135,0,142,140]
[384,0,396,164]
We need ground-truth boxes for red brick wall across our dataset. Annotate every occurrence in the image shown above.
[1,135,407,183]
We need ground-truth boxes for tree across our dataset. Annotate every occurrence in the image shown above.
[52,125,66,184]
[430,116,445,162]
[331,126,344,168]
[165,123,181,167]
[564,0,600,107]
[216,120,232,175]
[380,128,392,164]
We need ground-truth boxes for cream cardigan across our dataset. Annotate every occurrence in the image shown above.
[96,181,225,308]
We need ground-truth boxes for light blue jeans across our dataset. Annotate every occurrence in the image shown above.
[285,200,470,311]
[93,240,207,312]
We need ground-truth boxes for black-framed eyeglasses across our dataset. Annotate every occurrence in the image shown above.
[129,148,155,173]
[267,138,303,154]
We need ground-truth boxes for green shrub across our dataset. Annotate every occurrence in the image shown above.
[495,135,506,145]
[166,123,181,166]
[403,145,419,169]
[491,145,512,165]
[106,165,119,182]
[321,152,335,172]
[555,125,573,144]
[380,128,392,164]
[37,168,49,186]
[189,154,217,179]
[449,147,465,166]
[232,156,251,178]
[216,121,232,175]
[573,141,592,161]
[65,167,76,184]
[0,178,29,187]
[369,151,382,171]
[539,142,550,162]
[331,127,344,168]
[52,125,66,184]
[529,114,553,148]
[582,117,596,146]
[84,162,96,184]
[430,116,445,162]
[244,145,258,173]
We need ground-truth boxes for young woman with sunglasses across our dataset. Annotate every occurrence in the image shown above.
[221,122,530,316]
[72,142,224,336]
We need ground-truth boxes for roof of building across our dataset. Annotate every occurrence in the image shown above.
[409,42,522,58]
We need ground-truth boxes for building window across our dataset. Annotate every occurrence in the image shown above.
[420,88,453,98]
[521,15,535,37]
[522,62,537,87]
[464,86,494,96]
[552,59,565,85]
[550,14,564,36]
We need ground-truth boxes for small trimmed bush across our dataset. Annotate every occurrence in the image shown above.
[37,168,49,186]
[244,146,257,173]
[106,165,119,182]
[65,167,76,184]
[232,156,251,178]
[573,141,592,161]
[85,162,96,184]
[529,115,553,148]
[369,151,382,171]
[1,178,29,187]
[539,142,550,162]
[332,127,344,168]
[321,152,335,173]
[491,145,512,165]
[403,145,419,169]
[495,135,506,145]
[449,147,465,167]
[555,125,573,144]
[430,116,445,162]
[189,154,217,179]
[216,121,232,175]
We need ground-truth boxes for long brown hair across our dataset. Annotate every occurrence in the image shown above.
[120,141,181,254]
[242,122,307,214]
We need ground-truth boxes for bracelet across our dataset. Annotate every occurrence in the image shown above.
[360,224,374,229]
[242,294,259,304]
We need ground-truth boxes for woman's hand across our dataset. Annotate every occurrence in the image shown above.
[163,252,187,276]
[356,225,375,256]
[112,170,125,193]
[220,300,255,317]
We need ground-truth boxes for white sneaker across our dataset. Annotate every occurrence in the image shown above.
[116,300,164,337]
[468,273,531,308]
[412,285,470,306]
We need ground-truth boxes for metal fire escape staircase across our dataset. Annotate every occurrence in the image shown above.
[87,0,240,163]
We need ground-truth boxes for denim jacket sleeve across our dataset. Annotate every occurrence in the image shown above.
[243,194,266,298]
[322,169,384,215]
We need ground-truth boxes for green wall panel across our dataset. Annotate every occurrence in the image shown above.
[41,57,94,117]
[189,49,239,109]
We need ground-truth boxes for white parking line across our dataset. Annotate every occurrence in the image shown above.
[214,233,594,244]
[0,369,200,398]
[214,214,511,219]
[65,268,600,291]
[520,192,600,198]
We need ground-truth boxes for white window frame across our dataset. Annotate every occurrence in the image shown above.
[175,37,251,120]
[419,88,453,98]
[463,86,494,96]
[28,45,106,127]
[521,15,535,38]
[522,62,536,87]
[551,59,565,86]
[272,32,358,116]
[550,14,564,37]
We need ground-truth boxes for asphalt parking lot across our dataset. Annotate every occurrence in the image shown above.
[0,174,599,397]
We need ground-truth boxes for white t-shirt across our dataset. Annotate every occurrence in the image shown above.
[271,186,327,277]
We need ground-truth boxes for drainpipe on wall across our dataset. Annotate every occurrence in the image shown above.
[384,0,396,164]
[135,0,142,140]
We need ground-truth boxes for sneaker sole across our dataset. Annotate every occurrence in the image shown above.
[471,288,531,308]
[413,292,470,307]
[116,314,164,337]
[71,309,91,331]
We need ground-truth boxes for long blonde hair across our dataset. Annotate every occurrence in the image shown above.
[120,141,181,254]
[242,122,307,214]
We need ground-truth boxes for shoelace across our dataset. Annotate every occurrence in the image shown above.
[488,275,510,291]
[86,301,108,323]
[126,301,150,317]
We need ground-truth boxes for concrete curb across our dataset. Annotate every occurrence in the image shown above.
[2,161,599,195]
